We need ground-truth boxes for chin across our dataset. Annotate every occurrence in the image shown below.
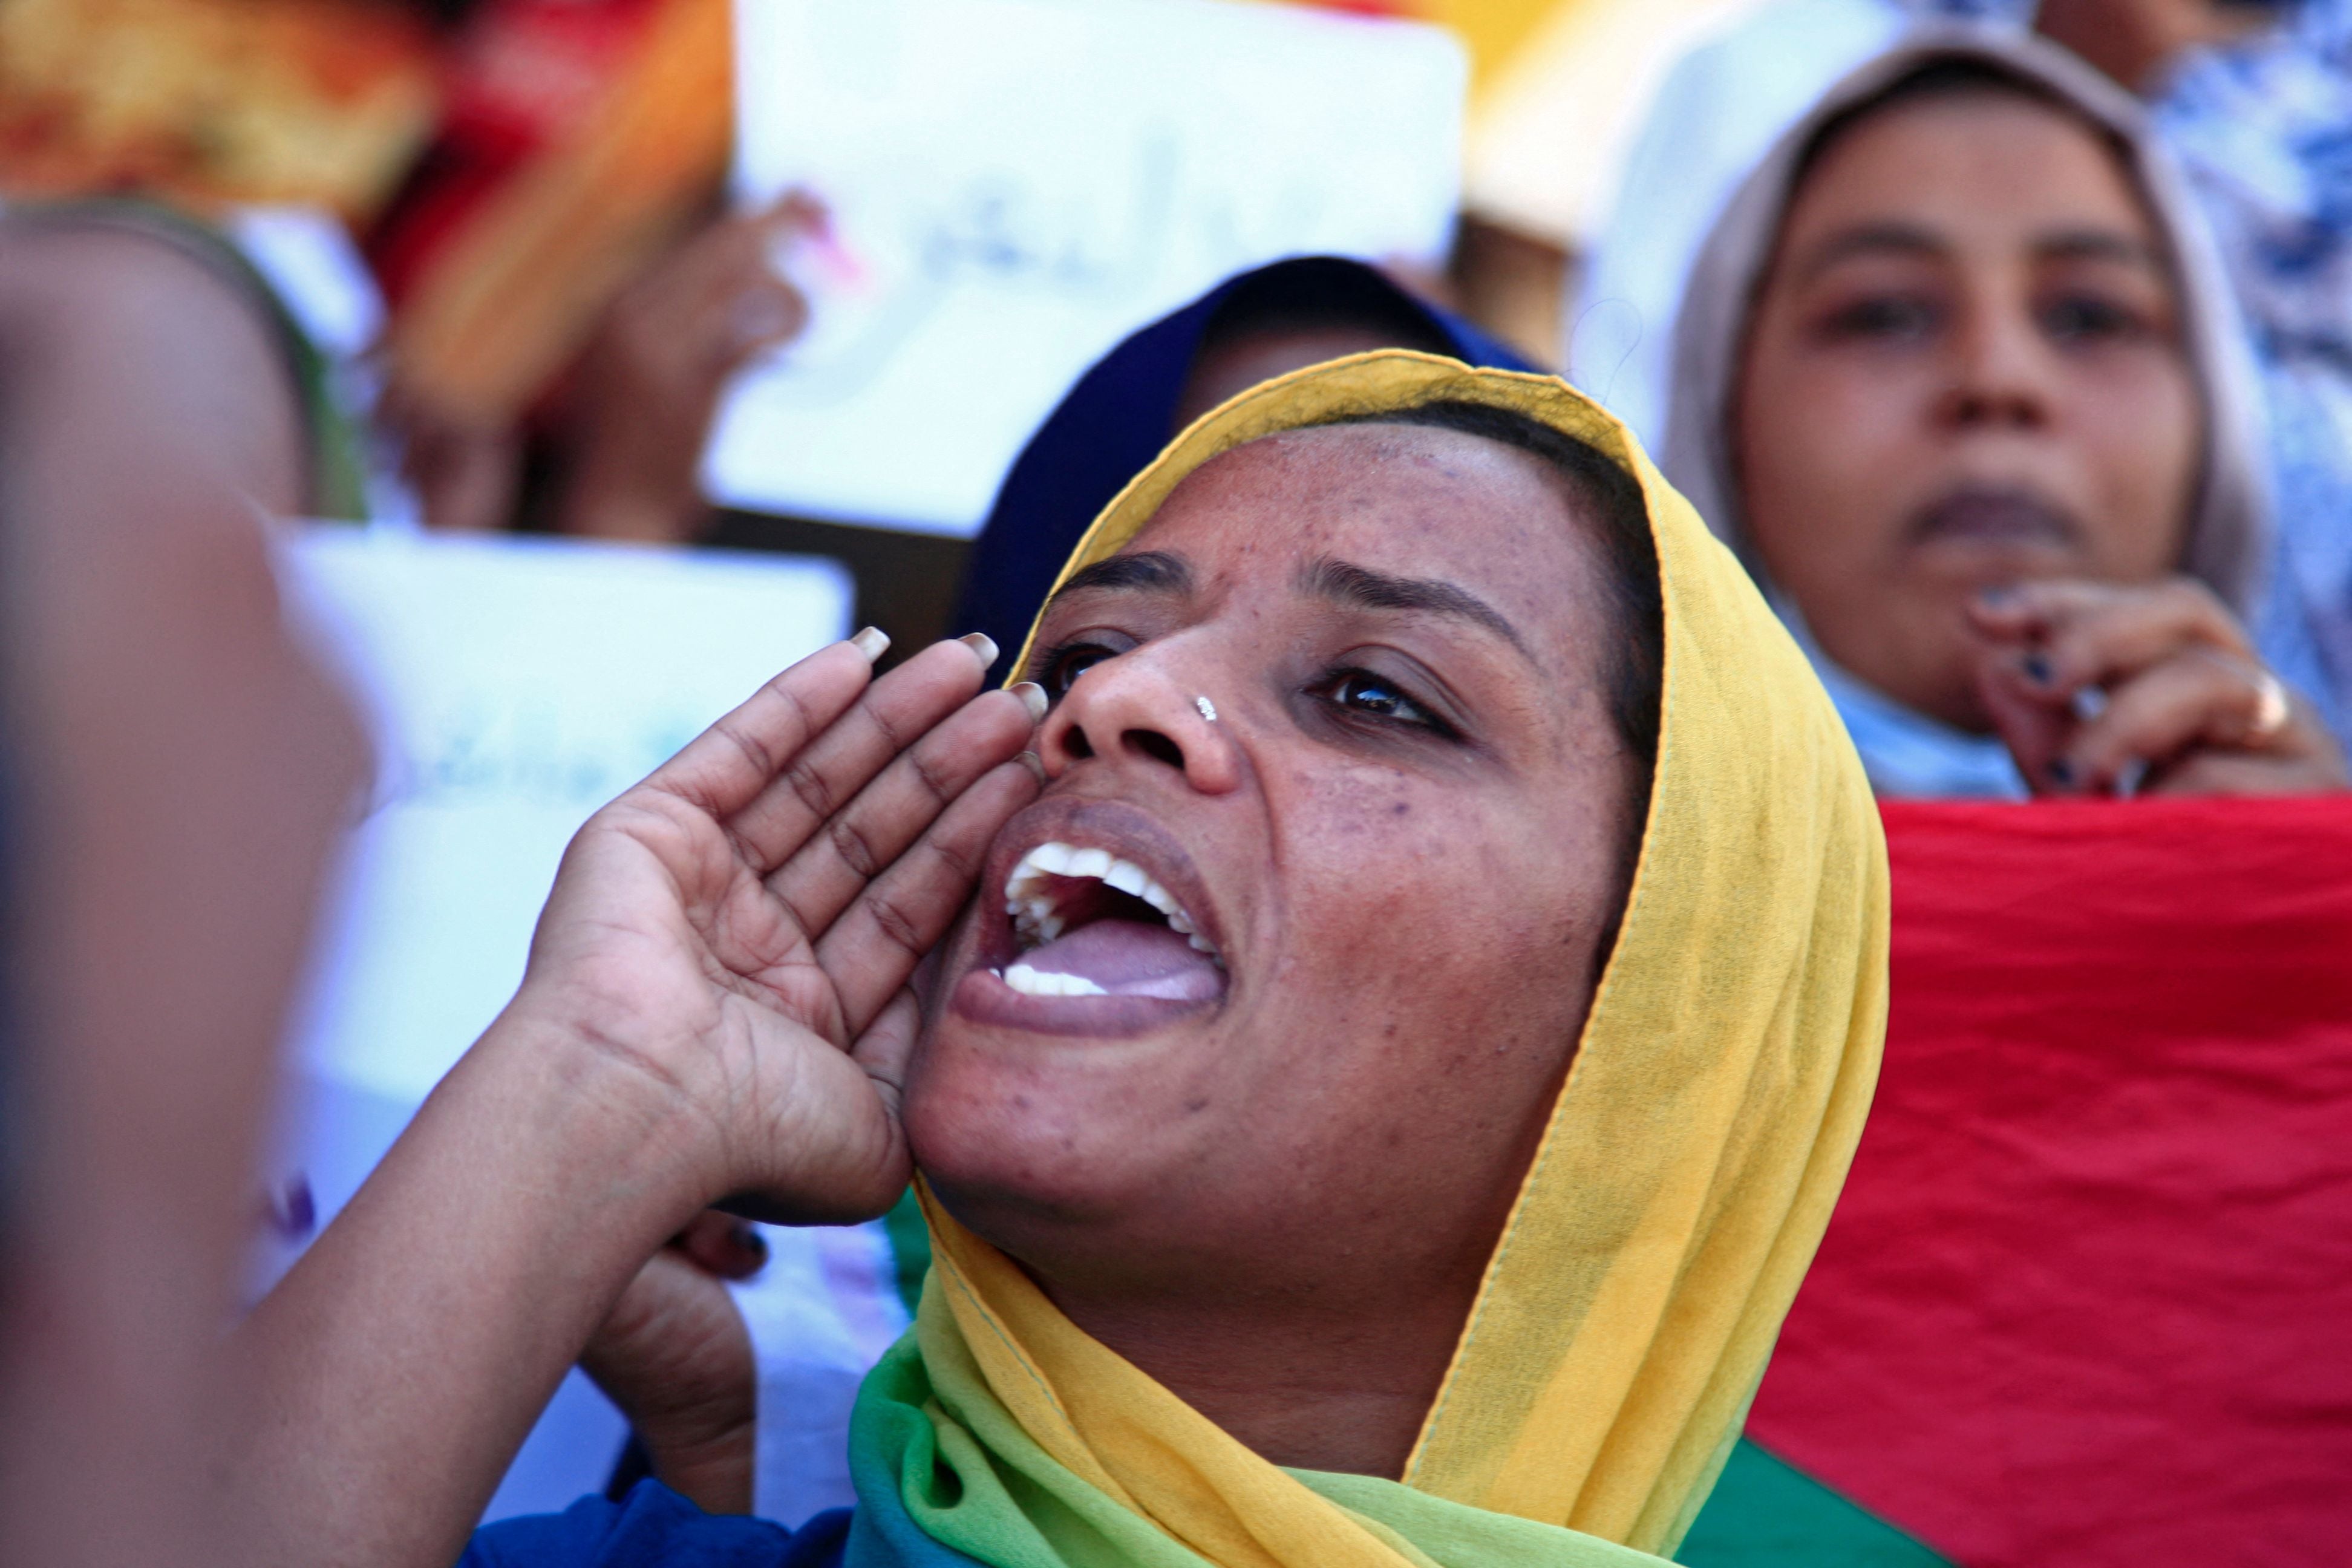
[901,1008,1206,1232]
[901,794,1253,1227]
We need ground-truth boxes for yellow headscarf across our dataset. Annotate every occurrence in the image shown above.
[912,351,1888,1564]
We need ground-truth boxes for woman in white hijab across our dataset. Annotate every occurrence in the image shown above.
[1663,30,2344,798]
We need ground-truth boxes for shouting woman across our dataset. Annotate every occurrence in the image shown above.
[230,353,1889,1567]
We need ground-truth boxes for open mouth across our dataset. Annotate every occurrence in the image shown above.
[995,841,1225,1003]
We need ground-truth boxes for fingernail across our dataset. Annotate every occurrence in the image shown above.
[851,626,889,662]
[1978,584,2019,609]
[731,1221,768,1270]
[958,632,1000,671]
[2047,757,2074,787]
[1017,749,1047,784]
[2022,652,2053,687]
[1010,681,1048,723]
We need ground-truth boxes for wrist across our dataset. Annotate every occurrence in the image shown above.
[558,445,705,543]
[453,1003,732,1248]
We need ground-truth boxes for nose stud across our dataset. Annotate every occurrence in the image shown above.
[1195,695,1218,723]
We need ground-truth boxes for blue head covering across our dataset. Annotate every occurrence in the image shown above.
[953,256,1534,660]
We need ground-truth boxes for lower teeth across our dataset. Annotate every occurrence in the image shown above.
[1003,963,1106,998]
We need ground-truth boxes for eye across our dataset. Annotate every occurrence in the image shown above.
[1033,637,1128,698]
[1818,293,1941,344]
[1316,668,1454,737]
[2039,292,2149,345]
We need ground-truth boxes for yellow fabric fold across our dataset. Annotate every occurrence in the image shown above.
[935,351,1889,1563]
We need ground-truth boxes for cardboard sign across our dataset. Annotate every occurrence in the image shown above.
[707,0,1465,536]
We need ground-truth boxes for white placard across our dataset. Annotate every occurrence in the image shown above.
[277,527,853,1105]
[707,0,1466,537]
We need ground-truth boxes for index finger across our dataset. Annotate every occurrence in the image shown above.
[1969,579,2247,697]
[1964,580,2128,639]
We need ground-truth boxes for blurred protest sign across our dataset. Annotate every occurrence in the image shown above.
[277,526,851,1105]
[260,528,851,1518]
[707,0,1466,537]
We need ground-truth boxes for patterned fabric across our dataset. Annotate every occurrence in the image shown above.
[2152,2,2352,737]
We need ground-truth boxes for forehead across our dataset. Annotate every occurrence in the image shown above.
[1122,422,1609,657]
[1785,88,2154,247]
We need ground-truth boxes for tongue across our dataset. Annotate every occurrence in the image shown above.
[1018,919,1224,1001]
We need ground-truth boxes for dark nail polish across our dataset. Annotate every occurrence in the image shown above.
[264,1175,316,1241]
[2047,757,2074,787]
[733,1221,768,1267]
[2022,653,2053,687]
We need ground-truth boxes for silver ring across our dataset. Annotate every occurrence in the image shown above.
[1195,695,1217,723]
[2251,670,2289,740]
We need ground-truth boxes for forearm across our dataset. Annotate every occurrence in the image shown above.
[222,1011,718,1568]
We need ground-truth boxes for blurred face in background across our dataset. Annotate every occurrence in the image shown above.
[1733,86,2200,732]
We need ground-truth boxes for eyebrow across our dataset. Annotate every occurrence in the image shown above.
[1298,556,1530,659]
[1795,220,2166,283]
[1042,547,1529,660]
[1048,550,1194,604]
[2032,227,2165,272]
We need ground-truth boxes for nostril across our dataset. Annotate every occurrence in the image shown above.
[1064,725,1095,761]
[1125,730,1184,769]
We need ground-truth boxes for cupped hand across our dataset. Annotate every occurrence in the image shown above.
[509,629,1045,1226]
[1968,578,2347,797]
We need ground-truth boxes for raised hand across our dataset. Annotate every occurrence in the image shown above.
[512,628,1047,1223]
[230,631,1042,1568]
[1968,578,2346,797]
[559,192,825,542]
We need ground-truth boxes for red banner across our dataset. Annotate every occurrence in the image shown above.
[1750,799,2352,1566]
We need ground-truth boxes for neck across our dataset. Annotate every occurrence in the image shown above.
[1036,1266,1478,1478]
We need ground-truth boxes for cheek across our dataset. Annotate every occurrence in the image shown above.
[1264,761,1606,1052]
[2066,358,2200,577]
[1739,335,1923,585]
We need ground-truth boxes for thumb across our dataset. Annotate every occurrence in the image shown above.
[851,987,923,1128]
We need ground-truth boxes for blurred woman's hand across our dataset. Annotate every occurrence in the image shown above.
[582,1211,764,1515]
[1968,578,2348,797]
[558,192,826,543]
[379,376,523,534]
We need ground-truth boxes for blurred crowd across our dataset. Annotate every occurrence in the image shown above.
[2,0,2349,1563]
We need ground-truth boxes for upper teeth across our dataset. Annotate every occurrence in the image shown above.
[1002,840,1221,961]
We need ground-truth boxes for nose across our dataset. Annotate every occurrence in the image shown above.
[1037,640,1243,795]
[1935,301,2056,433]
